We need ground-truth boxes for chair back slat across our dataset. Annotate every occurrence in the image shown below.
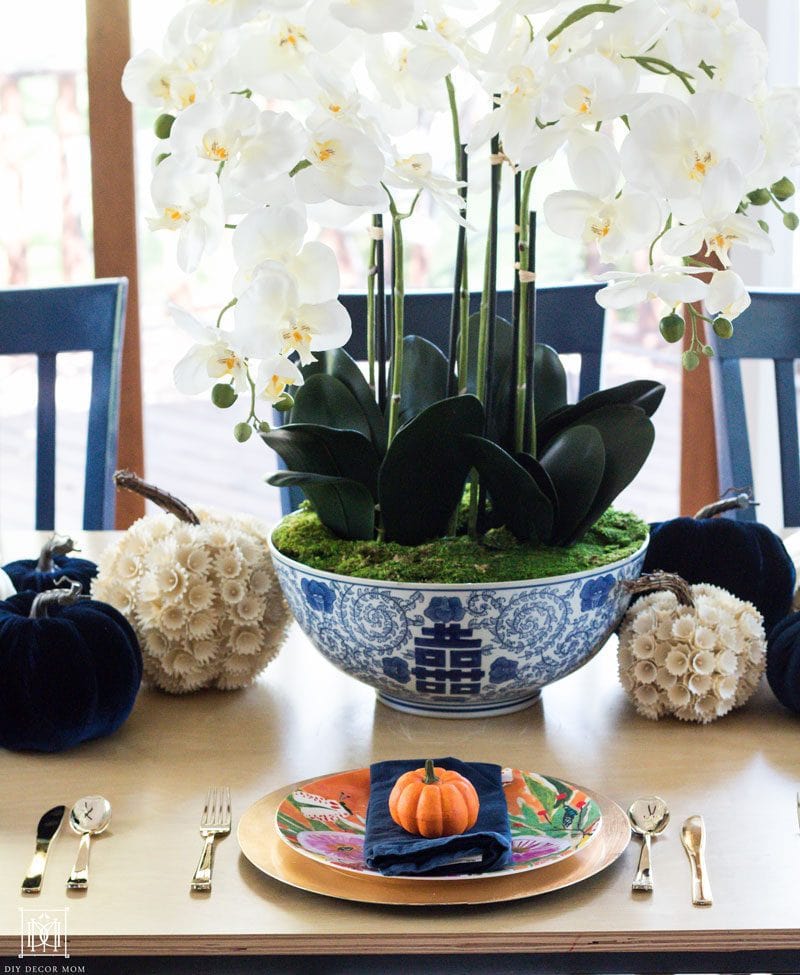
[774,359,800,526]
[35,354,57,531]
[277,283,606,516]
[0,279,128,530]
[710,288,800,527]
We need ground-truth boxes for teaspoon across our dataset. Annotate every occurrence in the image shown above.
[627,796,669,893]
[66,795,112,891]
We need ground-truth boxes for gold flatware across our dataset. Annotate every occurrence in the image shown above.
[191,786,231,893]
[627,796,669,893]
[67,795,112,891]
[680,815,712,906]
[21,805,66,895]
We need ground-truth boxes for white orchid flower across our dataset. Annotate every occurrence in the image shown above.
[520,54,637,168]
[705,269,752,321]
[468,66,544,164]
[325,0,418,34]
[545,190,662,263]
[545,130,662,261]
[364,34,451,112]
[147,156,224,272]
[658,0,741,69]
[621,92,764,205]
[219,110,306,214]
[596,267,711,311]
[749,88,800,189]
[256,354,305,405]
[661,160,774,267]
[185,0,275,34]
[690,22,768,99]
[121,49,204,112]
[169,94,260,167]
[170,306,248,395]
[294,122,386,207]
[232,203,341,304]
[384,154,466,224]
[236,17,333,101]
[234,262,351,363]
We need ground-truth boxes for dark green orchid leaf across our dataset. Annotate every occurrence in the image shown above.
[538,380,665,448]
[515,451,560,526]
[269,471,374,541]
[539,425,606,545]
[291,373,374,442]
[379,395,484,545]
[391,335,451,429]
[533,344,568,422]
[463,435,554,543]
[301,347,387,454]
[562,404,655,544]
[262,423,381,498]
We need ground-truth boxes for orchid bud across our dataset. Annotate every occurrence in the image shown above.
[747,188,771,206]
[211,383,237,409]
[713,318,733,339]
[771,177,796,202]
[233,422,253,443]
[154,113,175,139]
[659,313,685,343]
[682,350,701,372]
[783,212,799,231]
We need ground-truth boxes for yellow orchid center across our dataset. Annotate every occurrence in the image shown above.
[203,137,229,161]
[265,374,290,400]
[689,150,716,181]
[314,140,337,164]
[279,25,307,48]
[164,206,189,223]
[281,323,313,359]
[329,103,342,114]
[591,219,612,240]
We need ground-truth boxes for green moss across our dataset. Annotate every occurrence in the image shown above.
[272,507,649,584]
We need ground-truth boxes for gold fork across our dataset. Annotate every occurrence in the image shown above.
[190,787,231,892]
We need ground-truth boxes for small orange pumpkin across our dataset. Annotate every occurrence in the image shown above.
[388,759,480,838]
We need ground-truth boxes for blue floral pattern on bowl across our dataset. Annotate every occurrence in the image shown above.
[579,574,616,611]
[271,532,648,718]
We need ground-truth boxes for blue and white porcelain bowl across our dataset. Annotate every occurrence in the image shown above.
[269,531,648,719]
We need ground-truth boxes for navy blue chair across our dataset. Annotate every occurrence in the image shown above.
[277,282,606,515]
[711,288,800,526]
[0,279,128,530]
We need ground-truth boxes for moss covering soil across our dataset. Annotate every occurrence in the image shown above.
[272,507,649,584]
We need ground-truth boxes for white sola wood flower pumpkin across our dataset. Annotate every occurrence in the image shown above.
[93,472,291,693]
[617,573,766,724]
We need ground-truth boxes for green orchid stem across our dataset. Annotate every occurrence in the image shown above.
[367,223,377,394]
[386,206,405,446]
[547,2,620,42]
[522,210,538,457]
[216,297,237,329]
[515,169,535,453]
[288,159,311,177]
[621,54,695,94]
[373,213,387,412]
[648,214,673,268]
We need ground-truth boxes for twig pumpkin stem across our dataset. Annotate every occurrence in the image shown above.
[36,535,77,572]
[694,492,754,520]
[114,471,200,525]
[622,571,695,608]
[30,579,84,619]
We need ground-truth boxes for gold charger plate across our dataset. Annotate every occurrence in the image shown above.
[238,775,631,906]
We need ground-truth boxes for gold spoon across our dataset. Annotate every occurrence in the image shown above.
[680,814,713,906]
[627,796,669,893]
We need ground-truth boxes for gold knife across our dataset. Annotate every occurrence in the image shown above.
[21,805,66,895]
[680,815,712,906]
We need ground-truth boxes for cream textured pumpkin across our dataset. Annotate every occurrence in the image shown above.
[93,473,291,693]
[617,578,766,724]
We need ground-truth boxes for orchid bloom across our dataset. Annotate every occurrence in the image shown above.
[705,269,752,321]
[596,268,710,311]
[255,354,305,404]
[147,156,224,272]
[171,306,248,395]
[294,121,386,207]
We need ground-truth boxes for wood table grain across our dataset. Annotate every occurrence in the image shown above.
[1,531,798,967]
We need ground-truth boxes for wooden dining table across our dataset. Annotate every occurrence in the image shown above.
[1,530,799,975]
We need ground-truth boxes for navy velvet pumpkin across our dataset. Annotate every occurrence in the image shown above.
[643,511,795,637]
[0,588,142,752]
[767,612,800,714]
[3,536,97,594]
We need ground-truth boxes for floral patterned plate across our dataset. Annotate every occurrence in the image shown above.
[275,767,602,880]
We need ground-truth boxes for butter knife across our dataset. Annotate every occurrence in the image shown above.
[680,814,712,906]
[21,805,66,895]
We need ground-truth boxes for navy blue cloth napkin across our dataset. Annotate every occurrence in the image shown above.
[364,757,513,877]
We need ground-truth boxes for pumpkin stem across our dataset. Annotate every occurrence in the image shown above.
[114,470,200,525]
[30,579,84,619]
[36,535,77,572]
[423,759,439,785]
[694,491,754,520]
[622,571,695,608]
